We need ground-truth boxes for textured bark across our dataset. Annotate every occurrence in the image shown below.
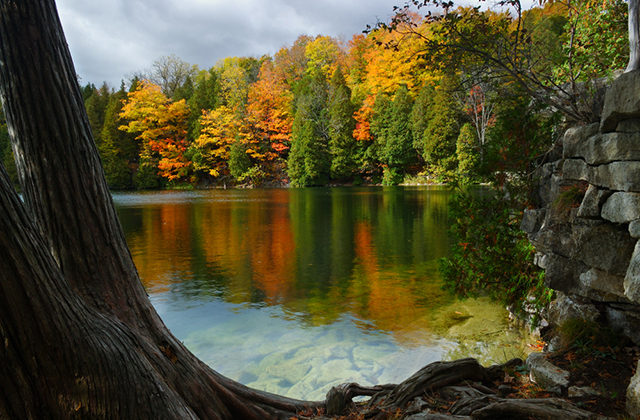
[0,1,316,418]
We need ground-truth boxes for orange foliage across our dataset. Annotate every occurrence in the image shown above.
[119,80,191,180]
[246,60,294,158]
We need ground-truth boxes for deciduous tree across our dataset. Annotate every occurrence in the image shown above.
[119,80,192,182]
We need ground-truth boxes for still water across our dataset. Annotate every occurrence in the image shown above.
[113,186,531,401]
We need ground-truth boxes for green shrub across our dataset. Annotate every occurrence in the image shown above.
[439,190,553,326]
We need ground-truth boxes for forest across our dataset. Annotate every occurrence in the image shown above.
[0,0,627,191]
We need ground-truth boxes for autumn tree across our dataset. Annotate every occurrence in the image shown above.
[119,80,192,185]
[461,81,495,166]
[246,59,294,160]
[192,105,238,179]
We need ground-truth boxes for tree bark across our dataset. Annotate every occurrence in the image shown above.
[0,1,317,418]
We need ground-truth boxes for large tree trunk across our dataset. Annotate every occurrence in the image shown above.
[0,1,317,418]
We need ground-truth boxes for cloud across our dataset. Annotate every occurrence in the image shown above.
[56,0,396,86]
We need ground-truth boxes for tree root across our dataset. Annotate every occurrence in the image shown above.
[322,357,614,420]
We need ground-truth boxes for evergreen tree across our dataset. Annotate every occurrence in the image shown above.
[380,85,415,185]
[456,122,480,183]
[411,82,435,156]
[99,83,136,189]
[84,82,111,146]
[228,136,251,180]
[287,72,330,187]
[187,68,221,141]
[328,67,357,180]
[173,74,194,102]
[421,75,462,179]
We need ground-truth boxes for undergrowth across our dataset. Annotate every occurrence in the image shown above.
[439,189,554,327]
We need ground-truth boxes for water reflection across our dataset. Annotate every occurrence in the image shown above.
[113,187,530,400]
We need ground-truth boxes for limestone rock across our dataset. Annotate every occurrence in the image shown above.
[605,305,640,346]
[590,161,640,192]
[601,192,640,223]
[577,185,612,219]
[601,70,640,133]
[571,132,640,165]
[526,352,570,395]
[573,223,635,275]
[630,220,640,239]
[624,241,640,303]
[521,209,546,234]
[562,159,589,182]
[563,123,599,159]
[544,254,587,293]
[547,293,600,326]
[577,268,628,302]
[533,161,563,208]
[628,360,640,418]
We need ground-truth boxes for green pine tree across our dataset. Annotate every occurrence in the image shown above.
[98,83,138,189]
[287,72,330,187]
[228,136,251,181]
[456,122,480,183]
[84,82,112,146]
[382,85,415,185]
[421,75,462,180]
[411,83,435,157]
[328,67,357,181]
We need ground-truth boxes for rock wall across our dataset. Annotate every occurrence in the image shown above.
[523,70,640,417]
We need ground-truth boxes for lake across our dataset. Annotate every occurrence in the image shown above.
[113,186,532,401]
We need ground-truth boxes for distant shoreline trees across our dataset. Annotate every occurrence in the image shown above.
[27,0,625,190]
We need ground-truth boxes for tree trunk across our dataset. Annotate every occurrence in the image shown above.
[0,1,317,418]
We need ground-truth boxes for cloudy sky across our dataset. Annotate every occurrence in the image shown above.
[55,0,402,87]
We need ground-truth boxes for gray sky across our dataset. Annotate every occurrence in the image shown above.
[56,0,400,87]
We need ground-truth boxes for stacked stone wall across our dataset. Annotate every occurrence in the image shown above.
[523,70,640,416]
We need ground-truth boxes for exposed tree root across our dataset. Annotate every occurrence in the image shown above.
[319,357,614,420]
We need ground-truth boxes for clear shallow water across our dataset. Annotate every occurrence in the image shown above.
[113,187,532,401]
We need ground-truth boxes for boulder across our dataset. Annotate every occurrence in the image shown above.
[547,293,600,326]
[521,209,546,234]
[573,223,635,275]
[601,192,640,224]
[577,185,612,219]
[562,159,589,182]
[590,161,640,192]
[605,305,640,346]
[544,254,587,293]
[569,131,640,165]
[526,352,570,395]
[532,162,563,208]
[601,69,640,133]
[630,220,640,239]
[563,123,600,159]
[577,268,628,302]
